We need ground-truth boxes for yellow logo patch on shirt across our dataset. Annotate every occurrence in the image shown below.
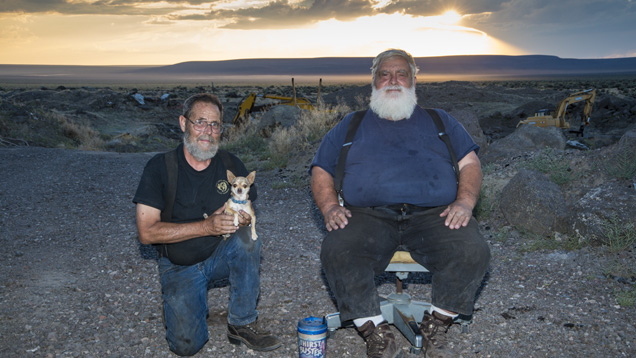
[217,179,229,194]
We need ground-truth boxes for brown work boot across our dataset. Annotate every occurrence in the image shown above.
[420,311,454,358]
[356,320,402,358]
[227,319,281,351]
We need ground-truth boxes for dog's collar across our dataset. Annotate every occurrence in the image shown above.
[231,198,248,205]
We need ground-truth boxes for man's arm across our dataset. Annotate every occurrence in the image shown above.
[135,203,251,245]
[440,150,482,230]
[310,166,352,231]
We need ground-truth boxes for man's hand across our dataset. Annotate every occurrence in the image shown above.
[203,204,252,236]
[322,204,352,231]
[440,151,482,230]
[440,200,473,230]
[235,209,253,226]
[310,166,353,232]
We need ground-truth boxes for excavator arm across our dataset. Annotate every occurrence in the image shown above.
[232,93,258,125]
[579,90,596,131]
[517,88,596,136]
[232,78,320,125]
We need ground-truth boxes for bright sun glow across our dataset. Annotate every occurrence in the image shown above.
[300,13,519,60]
[0,10,524,65]
[436,10,462,24]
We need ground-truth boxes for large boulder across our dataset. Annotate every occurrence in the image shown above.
[258,105,302,130]
[499,169,570,236]
[448,109,488,152]
[480,124,566,164]
[617,128,636,152]
[570,181,636,242]
[604,129,636,182]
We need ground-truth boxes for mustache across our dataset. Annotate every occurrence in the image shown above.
[380,85,405,92]
[197,135,214,142]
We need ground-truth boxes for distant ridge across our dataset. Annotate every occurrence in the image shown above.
[133,55,636,76]
[2,55,636,84]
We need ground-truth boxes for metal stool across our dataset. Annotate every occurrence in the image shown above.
[324,251,470,353]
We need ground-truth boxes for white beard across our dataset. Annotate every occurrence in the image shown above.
[184,130,218,161]
[369,84,417,121]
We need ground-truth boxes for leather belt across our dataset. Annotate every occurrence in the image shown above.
[370,204,435,216]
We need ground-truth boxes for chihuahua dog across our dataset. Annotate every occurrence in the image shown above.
[223,170,257,240]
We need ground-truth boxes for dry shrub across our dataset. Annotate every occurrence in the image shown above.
[268,126,300,167]
[224,117,266,150]
[55,112,104,150]
[605,146,636,180]
[268,103,351,167]
[353,93,368,111]
[222,116,268,164]
[224,103,352,168]
[1,104,105,150]
[296,103,351,143]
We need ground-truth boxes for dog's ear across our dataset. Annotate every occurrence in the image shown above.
[226,170,236,183]
[246,171,256,185]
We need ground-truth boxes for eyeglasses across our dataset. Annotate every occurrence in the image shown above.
[186,118,224,133]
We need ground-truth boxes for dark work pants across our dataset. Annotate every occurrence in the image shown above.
[320,206,490,322]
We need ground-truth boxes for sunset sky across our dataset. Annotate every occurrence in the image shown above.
[1,0,635,66]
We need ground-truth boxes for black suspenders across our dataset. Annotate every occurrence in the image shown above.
[333,108,460,205]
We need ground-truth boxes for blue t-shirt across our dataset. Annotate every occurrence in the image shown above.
[310,106,479,207]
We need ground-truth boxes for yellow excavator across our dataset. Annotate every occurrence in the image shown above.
[517,88,596,136]
[232,78,321,125]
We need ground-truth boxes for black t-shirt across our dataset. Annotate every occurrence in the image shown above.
[133,144,256,264]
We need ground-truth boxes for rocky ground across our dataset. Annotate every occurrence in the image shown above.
[1,145,635,358]
[1,79,635,357]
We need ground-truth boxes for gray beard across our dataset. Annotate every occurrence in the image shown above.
[183,130,218,161]
[369,85,417,121]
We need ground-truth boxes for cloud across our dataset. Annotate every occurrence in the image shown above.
[461,0,636,58]
[176,0,507,29]
[378,0,504,17]
[0,1,504,26]
[1,0,634,59]
[2,0,632,34]
[0,0,196,16]
[172,0,373,29]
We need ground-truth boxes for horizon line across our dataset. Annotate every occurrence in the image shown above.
[3,53,636,67]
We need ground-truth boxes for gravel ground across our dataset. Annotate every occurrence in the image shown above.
[1,146,635,358]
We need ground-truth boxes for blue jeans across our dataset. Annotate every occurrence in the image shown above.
[320,206,490,321]
[157,227,261,356]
